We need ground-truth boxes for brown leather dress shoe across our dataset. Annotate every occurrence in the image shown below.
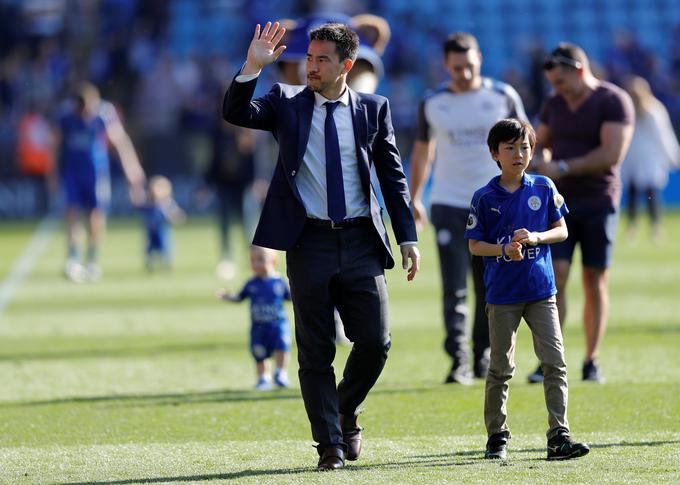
[339,414,363,461]
[317,446,345,471]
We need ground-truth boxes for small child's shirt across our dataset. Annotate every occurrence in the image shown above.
[464,173,569,305]
[141,200,179,253]
[237,275,291,326]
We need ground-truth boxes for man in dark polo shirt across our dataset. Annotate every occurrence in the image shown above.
[531,43,634,383]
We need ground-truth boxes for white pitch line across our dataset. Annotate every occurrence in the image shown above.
[0,216,59,318]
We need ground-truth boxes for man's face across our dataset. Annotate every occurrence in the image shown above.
[444,49,482,92]
[306,39,350,93]
[544,65,584,100]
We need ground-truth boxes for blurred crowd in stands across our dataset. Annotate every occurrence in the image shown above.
[1,0,680,217]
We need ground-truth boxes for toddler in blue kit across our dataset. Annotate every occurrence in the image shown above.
[217,246,292,390]
[140,175,185,271]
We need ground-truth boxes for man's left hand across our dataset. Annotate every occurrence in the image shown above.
[401,243,420,281]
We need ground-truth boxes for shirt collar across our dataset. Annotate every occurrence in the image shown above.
[314,88,350,108]
[491,173,532,193]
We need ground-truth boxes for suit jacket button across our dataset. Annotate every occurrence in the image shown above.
[291,170,296,176]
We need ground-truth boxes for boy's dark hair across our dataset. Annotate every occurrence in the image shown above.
[542,42,589,71]
[443,32,479,56]
[309,23,359,62]
[487,119,536,168]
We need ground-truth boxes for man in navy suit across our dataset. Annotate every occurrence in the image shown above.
[223,21,420,471]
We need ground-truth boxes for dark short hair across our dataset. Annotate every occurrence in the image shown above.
[443,32,479,56]
[487,119,536,168]
[542,42,589,71]
[309,23,359,62]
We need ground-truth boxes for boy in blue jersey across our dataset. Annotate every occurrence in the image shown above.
[57,82,145,282]
[140,175,185,271]
[465,119,589,461]
[217,246,292,390]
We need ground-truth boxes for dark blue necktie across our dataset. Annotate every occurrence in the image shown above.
[324,101,346,223]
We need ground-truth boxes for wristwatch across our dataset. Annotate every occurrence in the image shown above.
[557,160,570,176]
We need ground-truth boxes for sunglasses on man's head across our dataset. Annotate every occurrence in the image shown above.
[542,55,583,70]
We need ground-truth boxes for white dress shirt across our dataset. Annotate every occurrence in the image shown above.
[236,70,368,220]
[297,90,369,220]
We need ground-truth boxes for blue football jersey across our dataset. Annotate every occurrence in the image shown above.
[237,276,291,325]
[141,204,171,253]
[465,173,568,304]
[58,103,115,176]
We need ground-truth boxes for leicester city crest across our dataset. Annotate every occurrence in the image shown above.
[527,196,542,211]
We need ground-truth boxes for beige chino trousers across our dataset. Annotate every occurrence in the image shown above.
[485,296,569,440]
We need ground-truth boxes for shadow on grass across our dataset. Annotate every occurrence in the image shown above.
[0,341,243,362]
[2,388,302,408]
[1,385,445,408]
[409,438,680,462]
[58,454,481,485]
[588,440,680,450]
[606,324,680,335]
[60,466,309,485]
[49,438,680,484]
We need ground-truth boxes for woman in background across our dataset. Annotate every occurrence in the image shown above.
[622,75,680,242]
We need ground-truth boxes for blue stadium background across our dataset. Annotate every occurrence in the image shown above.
[1,0,679,218]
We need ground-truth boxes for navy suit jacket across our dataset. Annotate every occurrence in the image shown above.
[222,76,417,269]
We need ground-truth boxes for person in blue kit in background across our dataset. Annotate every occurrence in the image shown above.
[465,119,589,461]
[140,175,185,271]
[217,245,292,391]
[57,81,145,282]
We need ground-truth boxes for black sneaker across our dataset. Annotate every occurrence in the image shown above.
[582,360,606,383]
[547,434,590,460]
[527,364,544,384]
[485,435,508,460]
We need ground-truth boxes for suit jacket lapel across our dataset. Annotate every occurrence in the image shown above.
[296,88,315,173]
[349,89,371,194]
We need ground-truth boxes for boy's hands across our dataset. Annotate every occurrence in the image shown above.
[512,228,540,246]
[504,241,524,261]
[504,228,539,261]
[216,288,233,301]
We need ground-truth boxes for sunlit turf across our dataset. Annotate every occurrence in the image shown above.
[1,212,679,483]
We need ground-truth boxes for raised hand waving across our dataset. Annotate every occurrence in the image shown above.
[243,21,287,74]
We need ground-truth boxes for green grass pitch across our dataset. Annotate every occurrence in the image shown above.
[0,212,678,483]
